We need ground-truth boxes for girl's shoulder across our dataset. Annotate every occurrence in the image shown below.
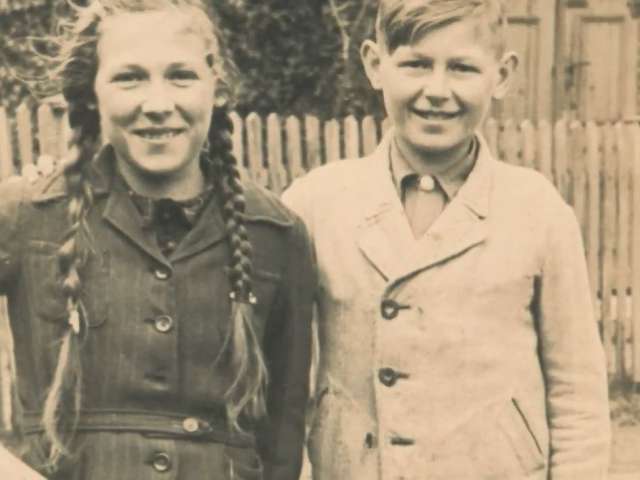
[241,179,300,229]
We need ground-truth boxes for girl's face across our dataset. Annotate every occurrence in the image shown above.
[94,11,216,184]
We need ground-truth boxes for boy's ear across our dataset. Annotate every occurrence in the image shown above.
[492,51,519,100]
[361,39,384,90]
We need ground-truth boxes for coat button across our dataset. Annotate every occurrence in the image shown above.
[151,452,172,472]
[182,417,200,433]
[418,175,436,192]
[380,299,410,320]
[378,367,399,387]
[380,299,399,319]
[153,267,171,280]
[154,315,174,333]
[378,367,409,387]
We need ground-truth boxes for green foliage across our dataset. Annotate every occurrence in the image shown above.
[0,0,385,118]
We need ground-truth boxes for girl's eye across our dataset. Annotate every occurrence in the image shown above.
[112,71,145,86]
[169,70,199,85]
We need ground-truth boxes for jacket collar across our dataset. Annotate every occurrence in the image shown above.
[31,145,293,264]
[356,130,493,285]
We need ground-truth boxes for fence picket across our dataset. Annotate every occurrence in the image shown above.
[569,121,587,242]
[16,102,34,169]
[324,119,340,163]
[0,108,13,179]
[537,120,553,180]
[267,114,287,194]
[616,123,632,380]
[344,116,360,159]
[246,113,268,187]
[632,122,640,383]
[483,118,498,158]
[36,103,56,158]
[285,116,304,181]
[502,119,519,165]
[228,111,244,169]
[586,122,601,319]
[305,115,321,171]
[362,116,378,155]
[553,119,569,200]
[520,120,535,169]
[601,123,618,375]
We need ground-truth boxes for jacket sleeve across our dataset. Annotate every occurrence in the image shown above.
[537,203,610,480]
[258,215,317,480]
[0,178,26,293]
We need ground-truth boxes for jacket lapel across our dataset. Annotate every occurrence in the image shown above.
[356,136,417,281]
[390,135,494,286]
[169,196,226,263]
[354,132,494,288]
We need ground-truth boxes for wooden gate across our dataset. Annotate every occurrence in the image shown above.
[500,0,638,123]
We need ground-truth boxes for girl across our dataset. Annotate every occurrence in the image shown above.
[0,1,316,479]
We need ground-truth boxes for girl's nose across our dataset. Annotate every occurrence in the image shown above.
[141,82,175,118]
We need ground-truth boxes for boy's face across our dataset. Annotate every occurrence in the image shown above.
[362,17,516,165]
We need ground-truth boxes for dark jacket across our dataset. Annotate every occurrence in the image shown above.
[0,147,316,480]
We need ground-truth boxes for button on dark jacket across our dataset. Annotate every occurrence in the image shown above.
[0,148,316,480]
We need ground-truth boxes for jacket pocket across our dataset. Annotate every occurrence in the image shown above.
[24,241,108,328]
[498,398,545,475]
[225,445,263,480]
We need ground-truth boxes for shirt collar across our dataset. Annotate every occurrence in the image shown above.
[390,136,479,201]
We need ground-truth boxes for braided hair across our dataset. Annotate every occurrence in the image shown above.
[30,0,267,470]
[207,105,268,429]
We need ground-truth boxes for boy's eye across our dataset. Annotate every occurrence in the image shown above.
[168,69,199,86]
[450,63,479,73]
[400,60,432,70]
[111,71,146,86]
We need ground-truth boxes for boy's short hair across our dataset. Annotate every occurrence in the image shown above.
[376,0,507,55]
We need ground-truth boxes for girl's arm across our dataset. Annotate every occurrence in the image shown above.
[258,217,317,480]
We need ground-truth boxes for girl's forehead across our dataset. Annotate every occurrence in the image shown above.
[97,11,211,67]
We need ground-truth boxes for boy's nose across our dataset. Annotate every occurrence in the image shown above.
[141,82,175,118]
[422,70,451,101]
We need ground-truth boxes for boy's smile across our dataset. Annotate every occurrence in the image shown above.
[362,17,516,171]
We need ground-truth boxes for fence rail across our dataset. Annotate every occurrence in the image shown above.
[1,102,640,388]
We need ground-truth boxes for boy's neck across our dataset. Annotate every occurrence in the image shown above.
[392,134,477,180]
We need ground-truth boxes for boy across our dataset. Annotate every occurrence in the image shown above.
[283,1,610,479]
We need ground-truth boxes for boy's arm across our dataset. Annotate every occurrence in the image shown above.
[537,203,610,480]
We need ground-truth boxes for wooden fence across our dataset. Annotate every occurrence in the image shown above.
[1,102,640,390]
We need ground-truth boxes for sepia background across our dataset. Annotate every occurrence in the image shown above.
[0,0,639,478]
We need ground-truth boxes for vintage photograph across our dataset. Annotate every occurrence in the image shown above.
[0,0,638,478]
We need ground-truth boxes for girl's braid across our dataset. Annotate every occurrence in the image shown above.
[40,97,99,470]
[208,106,268,429]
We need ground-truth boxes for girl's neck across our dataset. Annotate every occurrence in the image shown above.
[116,158,206,200]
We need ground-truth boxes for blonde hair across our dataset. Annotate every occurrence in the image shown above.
[30,0,266,471]
[376,0,507,55]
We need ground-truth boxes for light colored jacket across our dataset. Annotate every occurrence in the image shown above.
[282,134,610,480]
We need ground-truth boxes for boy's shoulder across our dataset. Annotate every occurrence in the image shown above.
[287,154,376,196]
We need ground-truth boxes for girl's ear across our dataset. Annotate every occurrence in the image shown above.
[492,51,519,100]
[361,39,384,91]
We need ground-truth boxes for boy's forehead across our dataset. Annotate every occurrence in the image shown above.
[377,0,505,55]
[386,17,498,56]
